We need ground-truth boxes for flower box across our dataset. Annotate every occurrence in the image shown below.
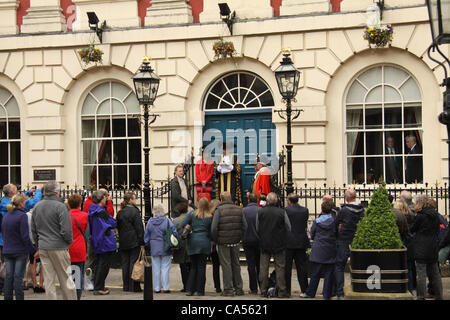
[363,25,393,48]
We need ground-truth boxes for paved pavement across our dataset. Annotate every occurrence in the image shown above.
[19,263,450,301]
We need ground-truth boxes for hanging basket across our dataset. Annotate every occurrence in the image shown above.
[363,25,393,48]
[213,37,237,60]
[78,43,104,65]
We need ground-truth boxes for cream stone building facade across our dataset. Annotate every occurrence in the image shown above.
[0,0,447,202]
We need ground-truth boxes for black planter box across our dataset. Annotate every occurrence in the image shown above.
[350,246,408,293]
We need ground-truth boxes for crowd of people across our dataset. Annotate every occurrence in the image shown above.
[0,179,449,300]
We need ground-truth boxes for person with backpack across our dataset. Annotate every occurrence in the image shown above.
[116,192,145,293]
[144,203,178,293]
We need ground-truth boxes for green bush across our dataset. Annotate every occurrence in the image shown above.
[351,185,403,250]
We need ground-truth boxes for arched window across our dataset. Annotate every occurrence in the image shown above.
[0,86,20,188]
[203,72,274,110]
[345,65,423,184]
[81,81,141,189]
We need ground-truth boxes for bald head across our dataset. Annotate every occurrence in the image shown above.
[345,188,357,203]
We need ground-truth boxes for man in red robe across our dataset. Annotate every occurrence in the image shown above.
[250,157,272,207]
[195,150,214,201]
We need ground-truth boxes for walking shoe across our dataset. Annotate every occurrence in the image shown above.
[197,292,205,296]
[215,288,222,293]
[221,291,235,297]
[93,289,110,295]
[235,290,244,296]
[336,295,344,300]
[163,290,171,293]
[154,290,161,293]
[300,293,314,298]
[186,291,194,296]
[278,293,290,298]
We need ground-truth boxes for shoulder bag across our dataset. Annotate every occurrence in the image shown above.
[163,218,181,251]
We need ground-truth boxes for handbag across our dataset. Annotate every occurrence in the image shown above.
[163,218,181,251]
[131,247,149,283]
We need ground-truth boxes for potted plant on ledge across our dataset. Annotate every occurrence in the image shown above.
[350,184,408,294]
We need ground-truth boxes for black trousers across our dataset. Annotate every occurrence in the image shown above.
[179,262,191,290]
[187,254,208,294]
[210,250,221,291]
[243,244,260,292]
[120,247,141,292]
[285,248,309,294]
[94,251,113,291]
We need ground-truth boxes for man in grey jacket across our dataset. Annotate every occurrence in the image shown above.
[31,180,77,300]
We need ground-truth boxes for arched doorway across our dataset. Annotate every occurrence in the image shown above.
[202,71,277,205]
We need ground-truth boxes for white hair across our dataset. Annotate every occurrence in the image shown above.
[152,203,166,217]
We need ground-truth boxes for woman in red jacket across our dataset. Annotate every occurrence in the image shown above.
[67,194,89,300]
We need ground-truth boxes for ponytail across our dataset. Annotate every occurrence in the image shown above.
[7,194,27,211]
[120,192,136,210]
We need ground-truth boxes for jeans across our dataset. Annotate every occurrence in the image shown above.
[243,244,260,292]
[151,255,172,291]
[285,248,308,294]
[306,262,335,299]
[94,251,113,291]
[335,241,351,297]
[3,254,28,300]
[71,262,85,300]
[187,254,207,294]
[416,261,442,300]
[120,247,141,292]
[259,250,287,296]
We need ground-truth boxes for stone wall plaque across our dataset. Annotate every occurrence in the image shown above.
[33,169,56,181]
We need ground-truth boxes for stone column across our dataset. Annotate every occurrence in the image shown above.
[200,0,273,23]
[145,0,193,26]
[21,0,66,33]
[280,0,330,16]
[0,0,19,35]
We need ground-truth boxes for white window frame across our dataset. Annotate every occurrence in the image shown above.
[0,87,20,187]
[203,71,275,112]
[81,81,142,189]
[345,65,423,185]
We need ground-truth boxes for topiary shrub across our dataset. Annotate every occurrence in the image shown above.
[351,185,403,250]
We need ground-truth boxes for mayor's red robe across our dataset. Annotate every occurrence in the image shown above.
[195,159,214,201]
[251,167,272,207]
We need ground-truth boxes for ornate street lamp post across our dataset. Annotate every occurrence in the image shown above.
[425,0,450,209]
[274,49,302,196]
[132,57,160,301]
[133,57,160,224]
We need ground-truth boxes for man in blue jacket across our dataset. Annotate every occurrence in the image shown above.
[335,188,364,299]
[88,189,117,296]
